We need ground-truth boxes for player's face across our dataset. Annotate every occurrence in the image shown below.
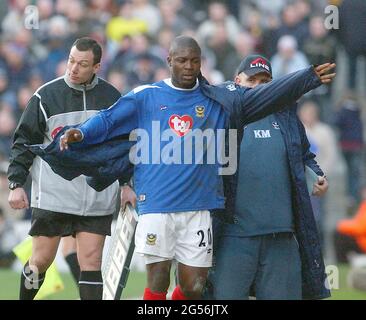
[67,46,100,85]
[235,72,272,88]
[167,47,201,89]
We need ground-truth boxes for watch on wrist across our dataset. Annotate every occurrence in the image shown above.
[9,182,22,190]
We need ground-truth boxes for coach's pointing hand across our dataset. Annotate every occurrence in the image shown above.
[314,63,336,84]
[60,128,83,151]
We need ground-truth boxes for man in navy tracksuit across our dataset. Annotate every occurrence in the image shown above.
[205,55,330,300]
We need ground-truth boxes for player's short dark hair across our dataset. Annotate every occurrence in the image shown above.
[72,37,102,65]
[169,36,201,56]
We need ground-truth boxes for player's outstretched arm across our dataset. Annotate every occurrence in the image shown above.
[60,128,83,151]
[236,63,336,125]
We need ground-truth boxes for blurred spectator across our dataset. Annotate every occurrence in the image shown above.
[0,1,8,31]
[14,85,33,121]
[151,28,176,62]
[206,23,237,80]
[110,33,165,86]
[37,15,71,81]
[0,102,16,158]
[64,0,96,40]
[242,0,286,18]
[271,35,309,79]
[157,0,190,35]
[131,0,162,36]
[303,15,337,121]
[201,55,224,85]
[234,31,256,58]
[55,60,68,78]
[242,8,265,54]
[219,31,256,80]
[1,0,30,39]
[303,15,337,75]
[262,14,281,58]
[106,69,129,95]
[0,206,18,268]
[268,2,310,54]
[105,0,148,43]
[334,92,365,209]
[27,69,44,93]
[337,0,366,89]
[0,68,16,108]
[197,1,240,47]
[294,0,312,25]
[1,42,31,91]
[34,0,55,43]
[299,100,339,245]
[0,160,24,220]
[85,0,115,25]
[153,67,170,83]
[126,53,161,88]
[335,188,366,263]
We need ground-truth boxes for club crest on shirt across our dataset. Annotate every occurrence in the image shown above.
[138,194,146,202]
[146,233,157,245]
[169,114,193,137]
[272,122,280,129]
[195,105,205,118]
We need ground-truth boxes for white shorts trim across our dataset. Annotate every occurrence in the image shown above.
[135,211,213,268]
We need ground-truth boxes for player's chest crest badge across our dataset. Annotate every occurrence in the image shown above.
[169,114,193,137]
[195,105,205,118]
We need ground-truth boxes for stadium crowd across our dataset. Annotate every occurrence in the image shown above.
[0,0,365,266]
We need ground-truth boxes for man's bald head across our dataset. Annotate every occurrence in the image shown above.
[169,36,201,56]
[167,36,202,89]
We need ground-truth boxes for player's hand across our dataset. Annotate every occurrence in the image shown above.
[314,63,336,84]
[60,128,83,151]
[120,185,137,210]
[8,187,29,209]
[312,176,329,197]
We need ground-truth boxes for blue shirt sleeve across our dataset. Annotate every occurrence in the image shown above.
[79,92,138,146]
[235,66,322,125]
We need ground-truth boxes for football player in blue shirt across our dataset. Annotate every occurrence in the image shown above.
[59,36,335,300]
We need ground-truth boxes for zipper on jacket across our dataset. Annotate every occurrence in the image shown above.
[82,86,88,215]
[82,85,88,114]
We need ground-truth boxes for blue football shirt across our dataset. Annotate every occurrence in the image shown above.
[79,79,227,214]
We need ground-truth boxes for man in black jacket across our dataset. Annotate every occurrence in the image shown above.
[7,37,121,300]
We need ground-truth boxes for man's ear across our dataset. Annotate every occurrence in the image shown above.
[93,62,101,74]
[167,56,172,67]
[234,75,241,85]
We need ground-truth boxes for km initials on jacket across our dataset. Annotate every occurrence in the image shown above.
[254,130,271,138]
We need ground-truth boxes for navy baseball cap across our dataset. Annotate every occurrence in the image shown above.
[237,54,272,77]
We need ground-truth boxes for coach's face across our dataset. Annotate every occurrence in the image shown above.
[235,72,272,88]
[67,46,100,85]
[167,47,201,89]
